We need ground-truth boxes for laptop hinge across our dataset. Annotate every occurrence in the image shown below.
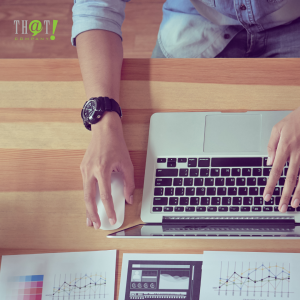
[162,216,295,228]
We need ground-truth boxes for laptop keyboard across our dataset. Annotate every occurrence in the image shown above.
[153,157,300,213]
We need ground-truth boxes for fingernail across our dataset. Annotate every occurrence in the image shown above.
[267,157,272,165]
[86,218,92,227]
[93,222,98,230]
[280,204,287,213]
[109,218,116,226]
[129,195,133,204]
[264,194,271,202]
[293,198,300,207]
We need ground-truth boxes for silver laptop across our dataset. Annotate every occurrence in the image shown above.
[109,111,300,239]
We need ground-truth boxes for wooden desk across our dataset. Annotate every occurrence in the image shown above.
[1,58,300,298]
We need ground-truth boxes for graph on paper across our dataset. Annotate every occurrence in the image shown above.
[217,262,292,297]
[46,273,107,299]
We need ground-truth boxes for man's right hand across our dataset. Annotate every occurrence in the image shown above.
[80,111,135,229]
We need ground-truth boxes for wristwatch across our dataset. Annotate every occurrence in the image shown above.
[81,96,122,131]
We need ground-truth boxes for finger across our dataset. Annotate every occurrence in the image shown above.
[86,210,93,227]
[267,125,281,166]
[96,167,116,225]
[122,162,135,204]
[263,141,287,203]
[83,176,101,229]
[291,169,300,208]
[279,156,299,212]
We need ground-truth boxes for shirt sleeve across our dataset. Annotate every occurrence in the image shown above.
[71,0,130,46]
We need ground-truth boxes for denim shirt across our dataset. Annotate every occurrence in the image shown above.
[71,0,300,58]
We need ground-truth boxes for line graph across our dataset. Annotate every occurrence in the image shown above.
[46,273,107,299]
[217,262,292,297]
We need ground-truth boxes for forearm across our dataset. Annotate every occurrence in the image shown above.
[76,29,123,104]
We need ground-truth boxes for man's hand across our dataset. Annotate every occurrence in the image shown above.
[80,112,135,229]
[264,107,300,212]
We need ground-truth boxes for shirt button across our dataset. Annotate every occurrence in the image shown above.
[224,34,230,39]
[240,4,246,10]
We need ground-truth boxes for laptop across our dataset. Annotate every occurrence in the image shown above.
[108,111,300,239]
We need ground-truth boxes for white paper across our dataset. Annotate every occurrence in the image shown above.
[0,250,116,300]
[201,251,299,300]
[118,253,204,300]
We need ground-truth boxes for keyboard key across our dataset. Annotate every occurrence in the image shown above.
[201,197,210,205]
[184,178,193,186]
[217,187,227,195]
[259,187,265,195]
[180,197,189,205]
[226,178,235,186]
[186,188,195,196]
[247,177,256,186]
[257,177,267,186]
[218,206,228,212]
[230,206,239,212]
[263,207,273,212]
[265,197,274,205]
[179,169,188,177]
[233,197,242,205]
[197,207,206,212]
[208,207,217,212]
[200,168,209,176]
[154,188,163,196]
[211,157,262,167]
[153,207,162,212]
[175,188,184,196]
[155,178,172,186]
[249,187,258,195]
[165,188,174,196]
[236,178,246,186]
[254,197,263,205]
[273,186,280,195]
[188,158,197,167]
[228,187,237,195]
[156,169,178,177]
[190,168,199,177]
[207,187,216,195]
[222,197,231,205]
[205,178,214,186]
[253,168,262,176]
[167,162,176,167]
[211,197,221,205]
[157,158,166,163]
[153,197,168,205]
[215,178,225,186]
[274,206,279,212]
[263,157,268,166]
[242,168,251,176]
[275,197,281,205]
[279,177,286,186]
[173,178,183,186]
[284,167,288,176]
[196,187,206,196]
[263,168,271,176]
[178,158,187,163]
[175,207,184,212]
[287,207,295,212]
[232,168,241,176]
[194,178,203,186]
[169,197,178,205]
[198,158,210,167]
[164,207,173,212]
[238,187,248,195]
[186,207,195,212]
[243,197,253,205]
[168,158,176,162]
[221,168,230,176]
[252,206,262,212]
[211,168,220,176]
[190,197,199,205]
[241,207,250,212]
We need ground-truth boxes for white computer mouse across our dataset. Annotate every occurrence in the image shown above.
[94,172,125,230]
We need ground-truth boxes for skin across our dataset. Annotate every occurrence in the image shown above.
[76,29,135,229]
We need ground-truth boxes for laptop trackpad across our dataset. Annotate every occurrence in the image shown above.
[204,114,261,152]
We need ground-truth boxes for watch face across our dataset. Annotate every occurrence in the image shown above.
[83,100,96,119]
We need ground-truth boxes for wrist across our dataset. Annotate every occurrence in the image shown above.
[91,111,122,134]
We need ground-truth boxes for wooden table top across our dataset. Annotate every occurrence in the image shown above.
[1,58,300,298]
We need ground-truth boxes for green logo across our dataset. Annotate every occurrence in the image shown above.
[29,20,43,36]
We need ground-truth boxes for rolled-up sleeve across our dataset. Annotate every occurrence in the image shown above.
[71,0,130,46]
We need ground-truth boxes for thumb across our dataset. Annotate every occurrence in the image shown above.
[122,162,135,204]
[267,125,281,165]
